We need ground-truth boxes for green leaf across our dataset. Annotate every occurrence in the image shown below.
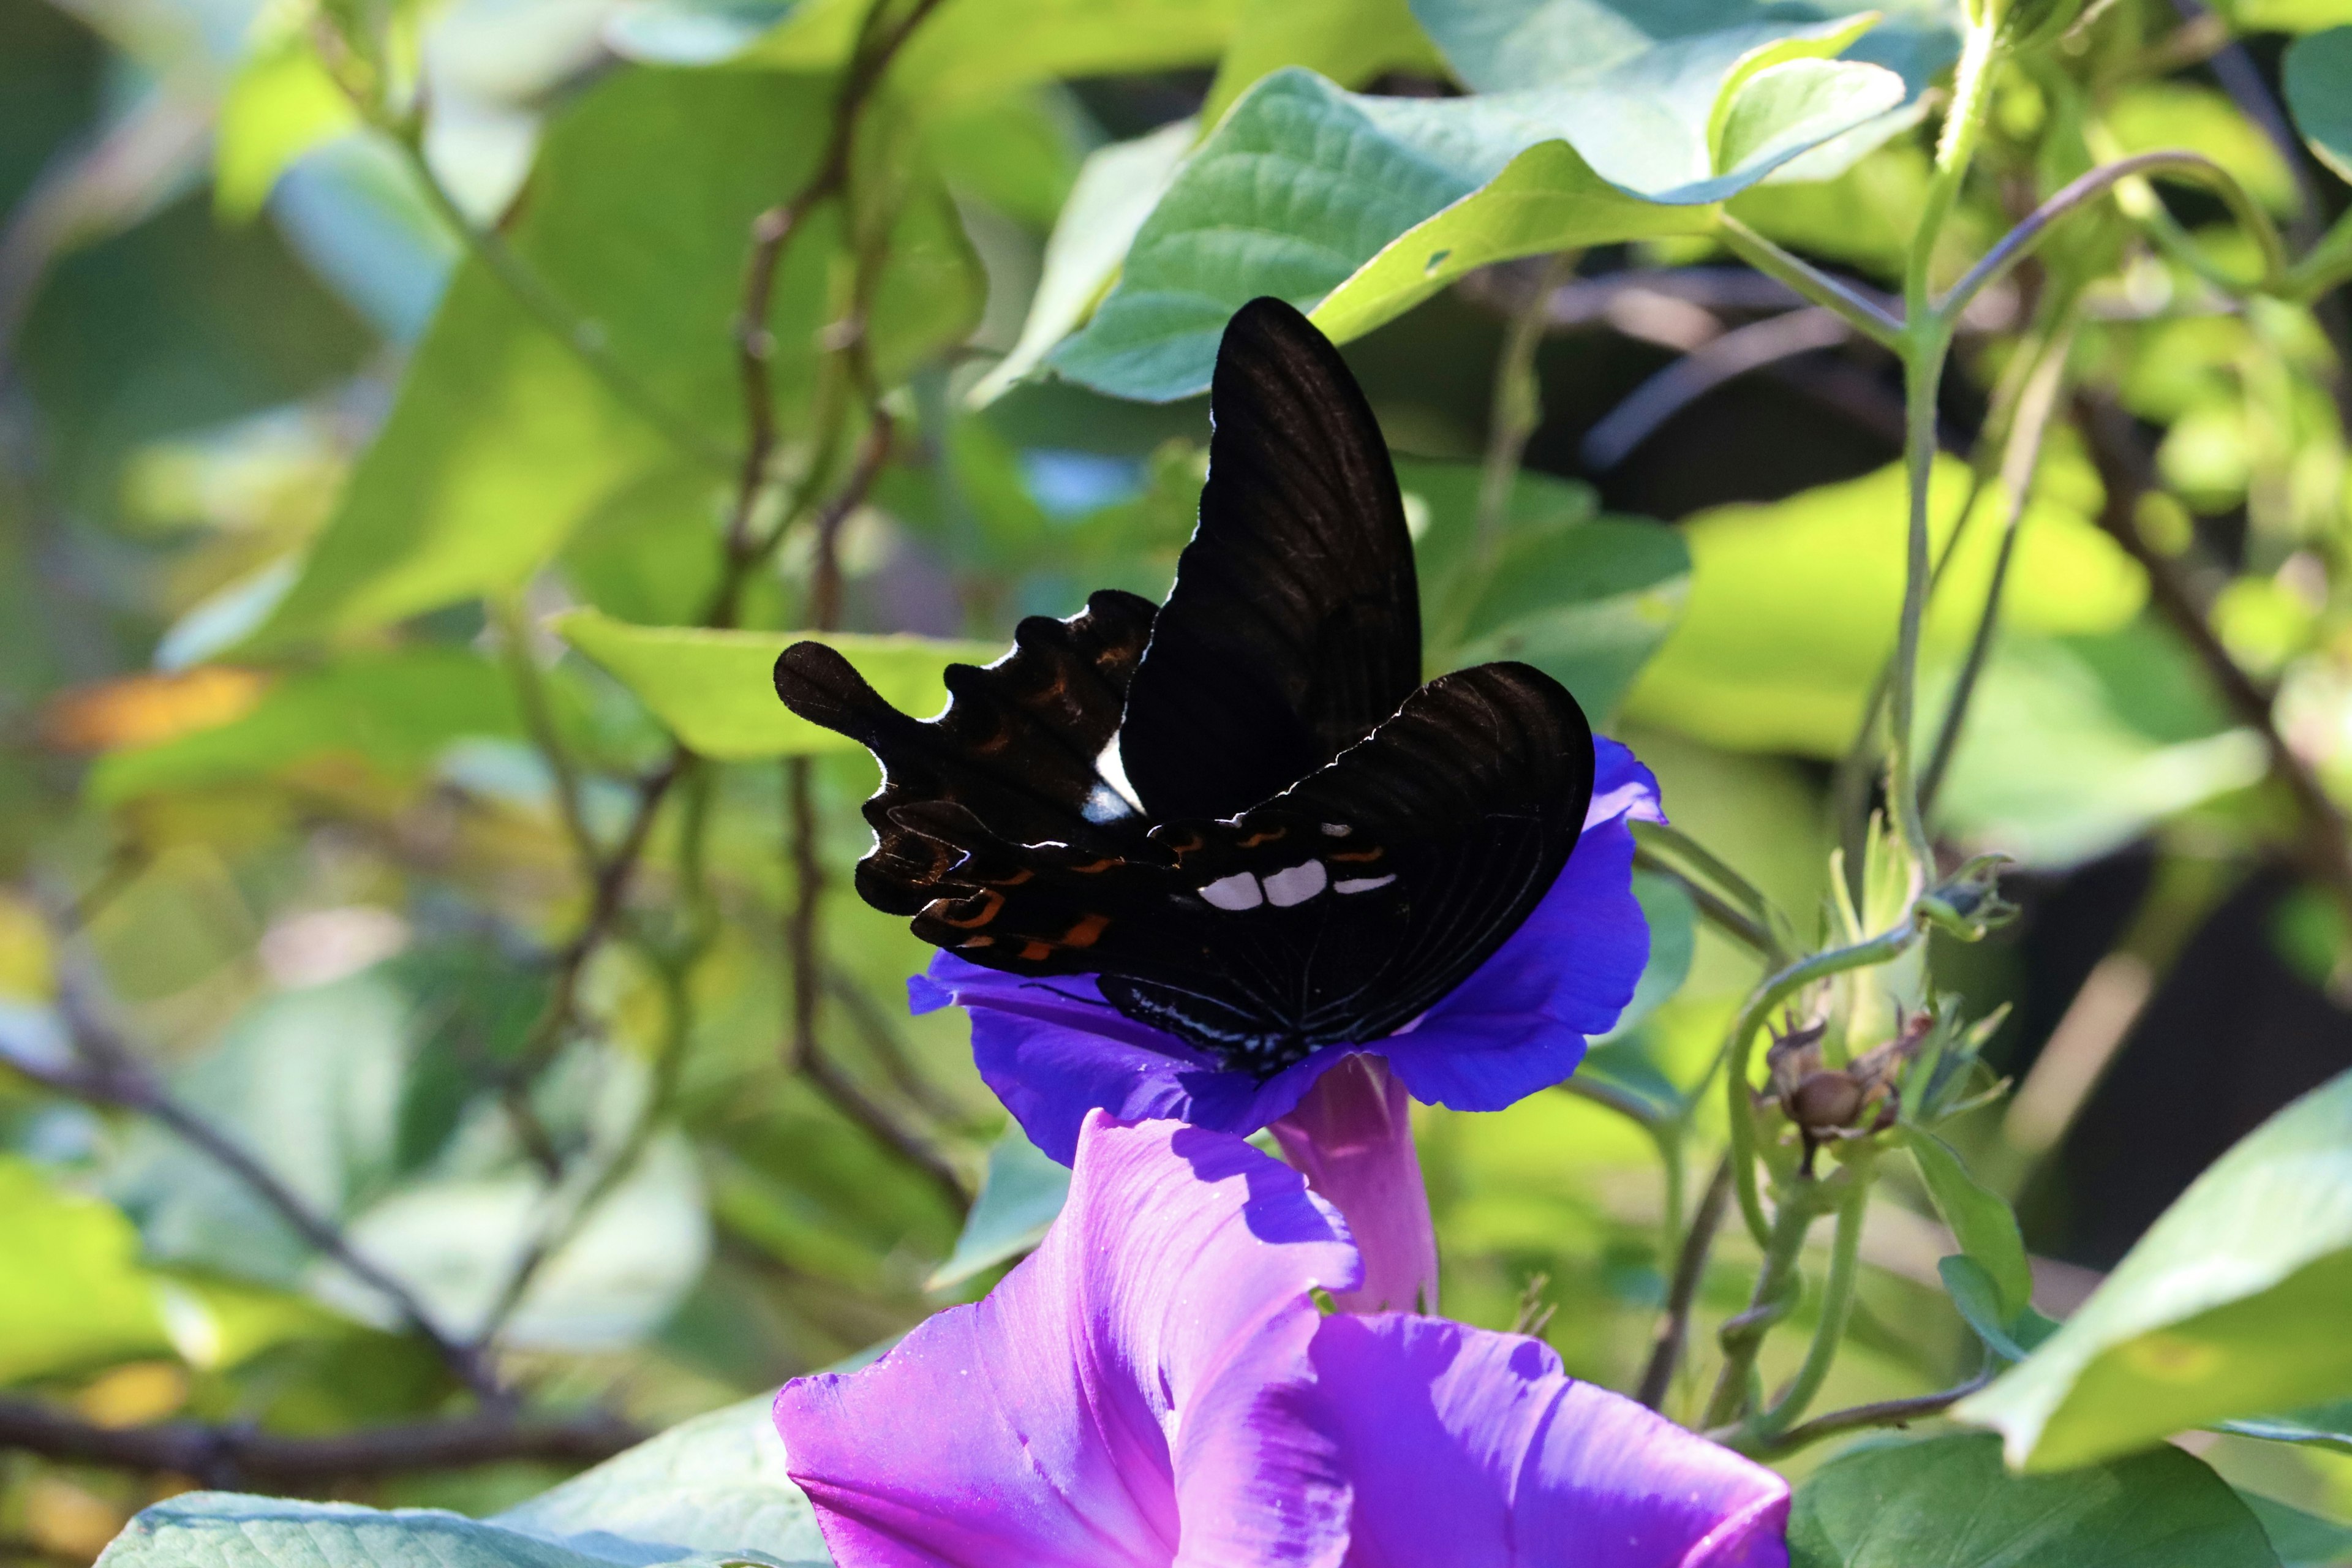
[1787,1432,2279,1568]
[2218,1401,2352,1454]
[213,24,360,220]
[1604,869,1697,1041]
[247,70,982,647]
[1905,1127,2032,1322]
[967,116,1197,406]
[556,609,997,761]
[2236,1491,2352,1568]
[925,1121,1072,1292]
[1940,1254,2061,1362]
[1621,458,2146,757]
[495,1393,829,1560]
[89,647,526,806]
[750,0,1243,109]
[1925,628,2267,869]
[0,1155,173,1382]
[1442,513,1691,720]
[1052,48,1904,401]
[108,1390,834,1567]
[1202,0,1447,124]
[1403,461,1692,719]
[1958,1068,2352,1471]
[2284,28,2352,184]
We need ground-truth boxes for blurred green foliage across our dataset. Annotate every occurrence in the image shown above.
[3,0,2352,1561]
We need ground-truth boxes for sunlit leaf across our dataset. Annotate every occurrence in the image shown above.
[0,1156,174,1382]
[1202,0,1446,124]
[246,70,982,647]
[925,1121,1071,1291]
[213,25,360,220]
[1959,1068,2352,1471]
[1787,1432,2279,1568]
[556,610,997,761]
[748,0,1243,107]
[1621,458,2146,757]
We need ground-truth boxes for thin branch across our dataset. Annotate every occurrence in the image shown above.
[1920,317,2077,810]
[1581,308,1858,471]
[1637,1154,1733,1411]
[18,970,503,1404]
[1632,851,1777,959]
[1939,151,2288,330]
[1716,216,1908,349]
[2077,396,2352,920]
[826,964,968,1129]
[1735,1371,1993,1458]
[0,1397,638,1489]
[492,595,600,878]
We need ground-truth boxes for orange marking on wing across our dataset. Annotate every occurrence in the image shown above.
[1060,913,1110,949]
[1238,826,1287,848]
[1016,940,1055,962]
[938,889,1005,929]
[1329,846,1386,863]
[988,867,1036,886]
[1068,857,1121,875]
[959,935,995,949]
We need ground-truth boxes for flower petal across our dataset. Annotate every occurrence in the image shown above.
[775,1113,1361,1568]
[1308,1314,1789,1568]
[1268,1055,1439,1315]
[1382,805,1646,1112]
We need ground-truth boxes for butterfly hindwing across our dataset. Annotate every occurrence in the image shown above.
[923,662,1596,1073]
[773,590,1160,916]
[1117,296,1423,822]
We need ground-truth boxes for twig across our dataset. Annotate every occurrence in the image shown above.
[826,964,968,1128]
[0,1397,637,1489]
[1638,1155,1733,1411]
[1733,1371,1993,1457]
[17,971,504,1404]
[2077,396,2352,921]
[1920,316,2077,810]
[1631,851,1777,959]
[1581,308,1858,471]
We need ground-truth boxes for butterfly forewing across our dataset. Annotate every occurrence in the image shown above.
[1117,296,1423,823]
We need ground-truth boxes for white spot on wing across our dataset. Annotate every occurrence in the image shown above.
[1263,861,1329,907]
[1095,733,1145,813]
[1319,822,1352,837]
[1334,874,1397,895]
[1200,872,1264,911]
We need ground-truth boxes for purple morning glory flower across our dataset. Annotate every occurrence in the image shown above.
[774,1111,1787,1568]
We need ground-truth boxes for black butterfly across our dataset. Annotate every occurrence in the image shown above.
[774,297,1595,1078]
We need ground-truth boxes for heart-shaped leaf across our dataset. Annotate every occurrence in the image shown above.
[1958,1068,2352,1471]
[1787,1432,2278,1568]
[555,610,997,761]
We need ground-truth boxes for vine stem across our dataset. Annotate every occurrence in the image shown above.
[1743,1159,1870,1440]
[1921,315,2077,809]
[1637,1154,1733,1411]
[1937,151,2287,330]
[1716,216,1906,349]
[1702,1171,1830,1428]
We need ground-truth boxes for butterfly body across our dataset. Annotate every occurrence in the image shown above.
[775,298,1596,1078]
